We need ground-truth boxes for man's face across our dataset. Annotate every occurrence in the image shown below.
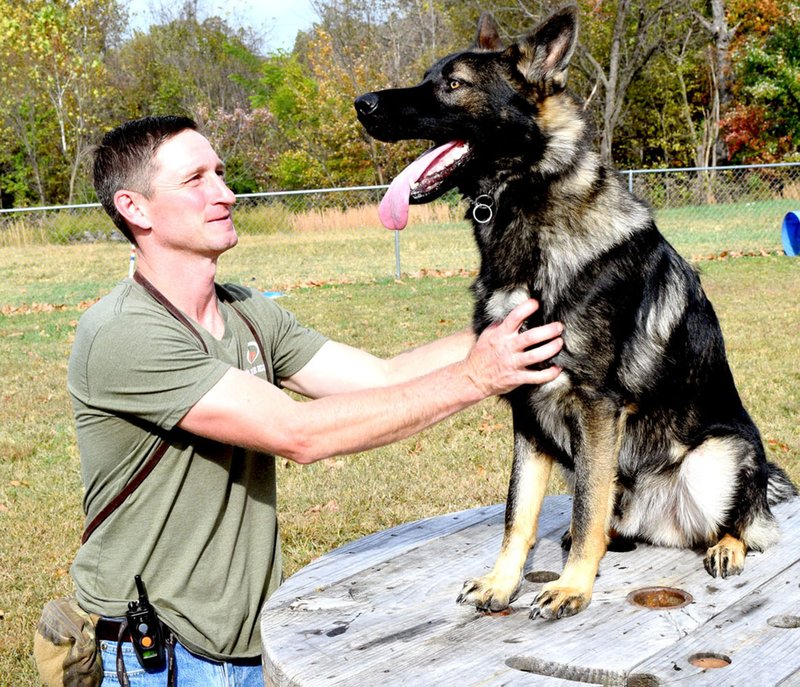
[139,129,238,257]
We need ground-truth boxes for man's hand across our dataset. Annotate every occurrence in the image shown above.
[464,299,563,396]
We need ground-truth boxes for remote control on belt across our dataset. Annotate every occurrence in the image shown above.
[126,575,165,670]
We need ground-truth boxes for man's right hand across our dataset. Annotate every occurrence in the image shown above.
[464,299,563,397]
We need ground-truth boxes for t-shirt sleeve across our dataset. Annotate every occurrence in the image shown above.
[223,284,328,381]
[266,303,328,380]
[69,311,230,431]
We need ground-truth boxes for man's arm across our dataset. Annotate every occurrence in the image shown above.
[177,299,563,464]
[282,327,477,398]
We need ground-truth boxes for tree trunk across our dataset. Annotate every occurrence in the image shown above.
[695,0,734,165]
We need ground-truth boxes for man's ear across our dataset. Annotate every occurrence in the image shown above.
[114,189,152,232]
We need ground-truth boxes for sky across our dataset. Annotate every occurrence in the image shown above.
[126,0,320,52]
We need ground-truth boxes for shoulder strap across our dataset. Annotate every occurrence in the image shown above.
[81,441,169,544]
[215,284,269,373]
[81,274,271,543]
[134,271,209,353]
[81,272,211,544]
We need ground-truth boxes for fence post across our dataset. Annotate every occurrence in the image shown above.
[394,231,401,279]
[628,170,633,194]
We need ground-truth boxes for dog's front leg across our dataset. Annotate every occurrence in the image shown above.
[458,411,553,612]
[530,398,620,620]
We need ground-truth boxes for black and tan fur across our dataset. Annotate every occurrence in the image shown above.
[355,6,796,619]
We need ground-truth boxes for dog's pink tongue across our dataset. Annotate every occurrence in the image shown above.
[379,142,459,230]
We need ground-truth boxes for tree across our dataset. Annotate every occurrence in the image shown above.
[576,0,684,162]
[300,1,461,185]
[0,0,124,205]
[690,0,736,164]
[723,0,800,162]
[450,1,688,164]
[106,6,262,120]
[101,3,271,191]
[663,19,719,169]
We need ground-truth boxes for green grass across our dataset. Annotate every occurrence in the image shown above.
[0,233,798,685]
[656,199,796,257]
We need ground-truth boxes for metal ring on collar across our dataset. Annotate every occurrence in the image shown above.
[472,194,494,224]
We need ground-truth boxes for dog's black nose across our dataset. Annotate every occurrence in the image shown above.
[354,93,380,116]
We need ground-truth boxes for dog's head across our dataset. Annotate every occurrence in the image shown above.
[355,6,585,229]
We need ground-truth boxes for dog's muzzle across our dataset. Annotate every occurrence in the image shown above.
[354,93,380,116]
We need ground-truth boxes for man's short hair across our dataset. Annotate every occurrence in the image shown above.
[93,115,198,243]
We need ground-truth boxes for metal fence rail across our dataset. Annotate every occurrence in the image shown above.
[2,163,798,276]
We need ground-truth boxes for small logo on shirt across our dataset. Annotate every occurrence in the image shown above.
[246,341,266,377]
[247,342,260,365]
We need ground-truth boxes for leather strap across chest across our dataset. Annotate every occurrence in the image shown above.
[81,272,268,544]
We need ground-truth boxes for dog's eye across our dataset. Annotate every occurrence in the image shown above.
[449,79,462,91]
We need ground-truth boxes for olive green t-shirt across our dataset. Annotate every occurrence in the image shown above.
[68,279,327,660]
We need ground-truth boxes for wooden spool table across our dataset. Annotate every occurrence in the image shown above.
[261,495,800,686]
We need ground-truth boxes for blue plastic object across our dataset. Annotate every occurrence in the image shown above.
[782,211,800,256]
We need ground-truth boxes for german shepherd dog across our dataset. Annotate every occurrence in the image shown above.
[355,5,797,620]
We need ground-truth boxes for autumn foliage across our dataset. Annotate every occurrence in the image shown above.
[0,0,798,210]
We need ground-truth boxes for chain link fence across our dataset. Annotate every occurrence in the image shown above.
[2,163,798,278]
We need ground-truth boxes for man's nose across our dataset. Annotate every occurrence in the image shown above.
[214,175,236,205]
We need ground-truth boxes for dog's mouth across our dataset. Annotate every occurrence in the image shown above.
[379,140,471,230]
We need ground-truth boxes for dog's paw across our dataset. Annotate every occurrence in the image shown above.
[529,582,590,620]
[457,574,519,612]
[704,536,746,578]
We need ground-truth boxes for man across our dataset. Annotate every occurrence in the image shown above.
[68,115,563,685]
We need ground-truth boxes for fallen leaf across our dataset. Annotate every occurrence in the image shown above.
[305,499,340,515]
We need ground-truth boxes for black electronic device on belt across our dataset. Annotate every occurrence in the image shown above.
[126,575,165,670]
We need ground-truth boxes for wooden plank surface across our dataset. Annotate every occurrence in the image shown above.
[261,496,800,686]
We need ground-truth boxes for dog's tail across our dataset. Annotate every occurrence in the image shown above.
[767,462,798,505]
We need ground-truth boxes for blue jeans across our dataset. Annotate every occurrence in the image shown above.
[99,637,263,687]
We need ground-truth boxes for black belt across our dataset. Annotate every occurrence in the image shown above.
[96,617,131,642]
[95,618,261,666]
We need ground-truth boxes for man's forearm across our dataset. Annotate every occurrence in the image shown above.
[383,327,477,384]
[275,357,490,463]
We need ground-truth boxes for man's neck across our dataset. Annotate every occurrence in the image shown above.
[134,252,225,339]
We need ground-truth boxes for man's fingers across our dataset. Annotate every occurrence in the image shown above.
[517,321,563,349]
[521,337,563,365]
[502,298,540,331]
[524,364,563,385]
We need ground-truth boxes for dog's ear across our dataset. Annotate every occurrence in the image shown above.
[515,5,578,89]
[475,12,503,51]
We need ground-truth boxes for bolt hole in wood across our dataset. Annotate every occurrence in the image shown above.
[688,653,732,669]
[627,586,693,610]
[767,615,800,629]
[524,570,560,583]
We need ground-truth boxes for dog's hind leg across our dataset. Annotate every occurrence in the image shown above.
[700,438,792,578]
[531,397,621,620]
[458,414,553,612]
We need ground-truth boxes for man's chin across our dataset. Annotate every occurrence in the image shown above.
[219,231,238,253]
[202,228,238,259]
